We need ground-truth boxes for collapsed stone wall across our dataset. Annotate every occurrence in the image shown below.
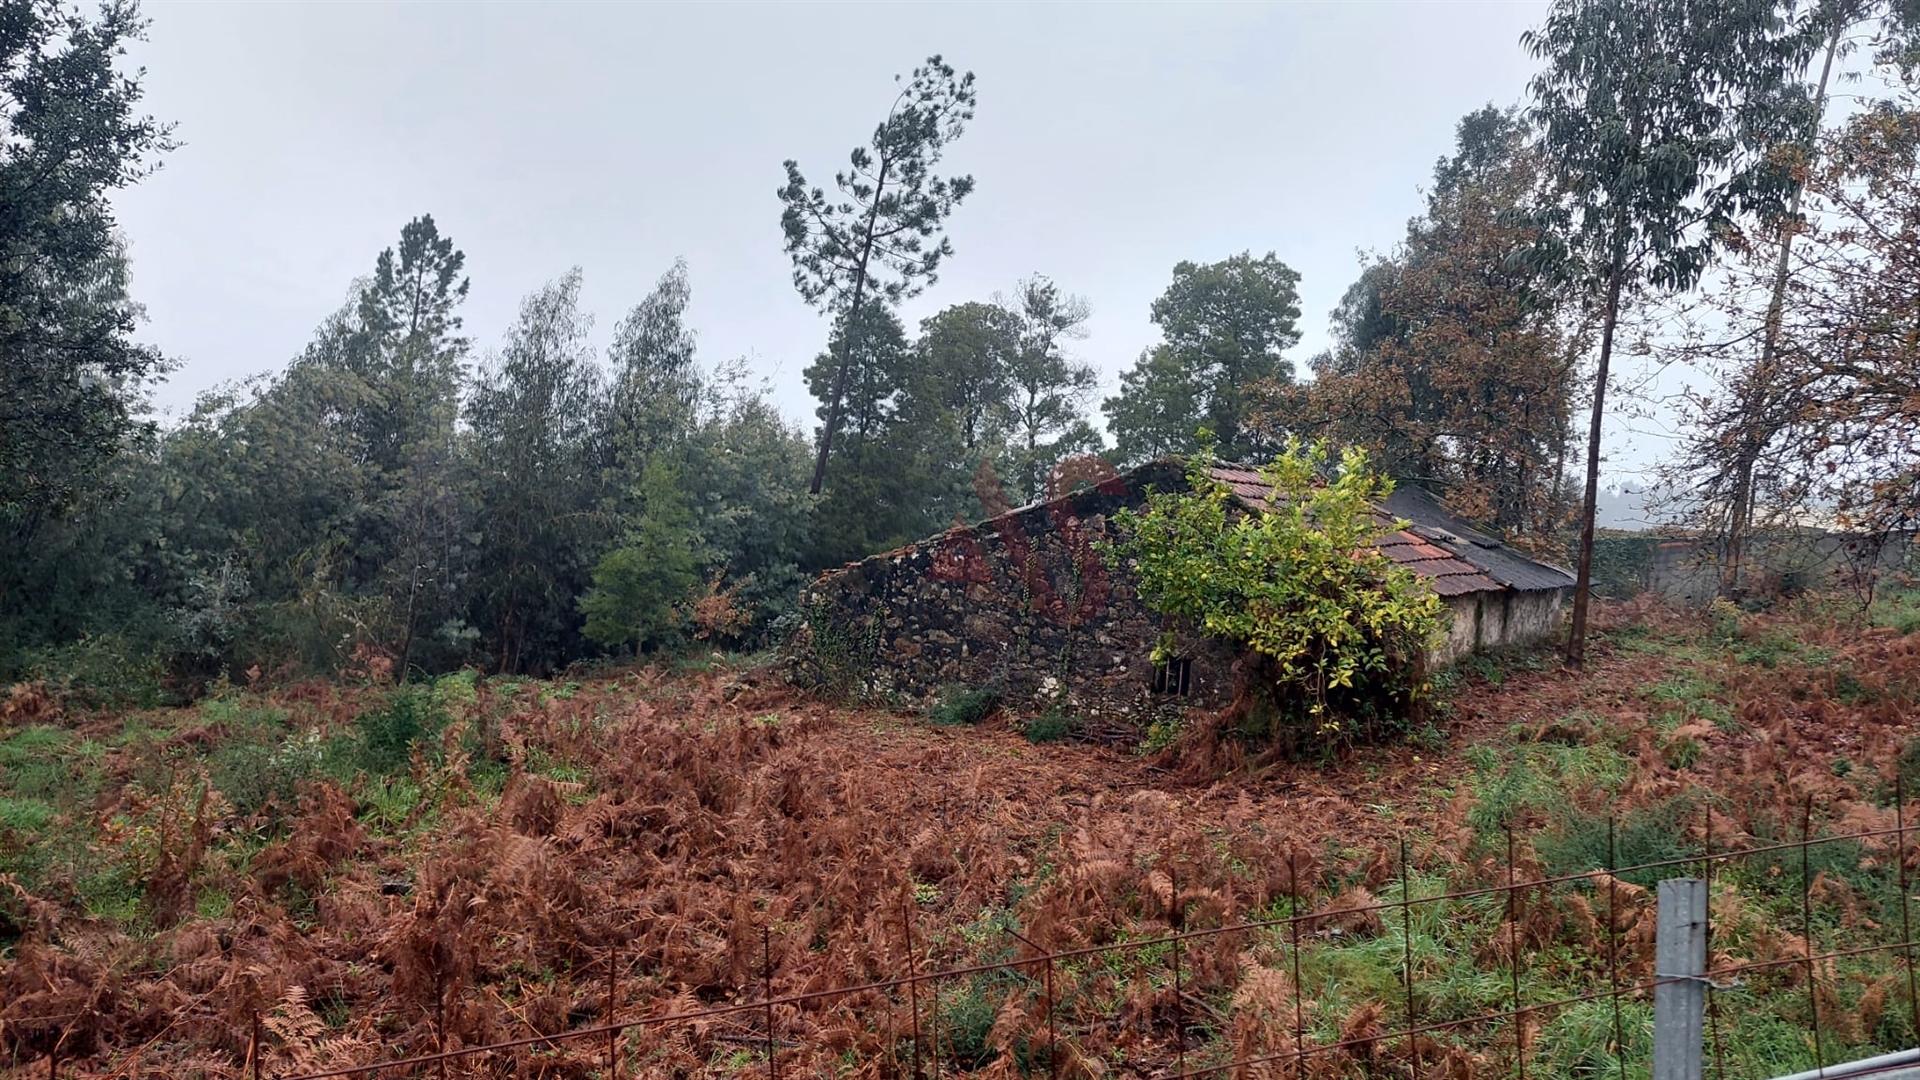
[795,462,1237,718]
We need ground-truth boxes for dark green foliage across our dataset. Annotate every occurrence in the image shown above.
[0,0,173,545]
[1000,277,1101,503]
[1101,345,1202,465]
[1525,0,1811,661]
[18,632,168,708]
[1,219,841,684]
[581,458,700,653]
[928,685,1000,726]
[1104,252,1302,464]
[804,307,920,564]
[1586,535,1660,598]
[602,259,701,515]
[806,277,1104,563]
[683,362,815,637]
[909,301,1019,460]
[0,0,179,677]
[466,271,606,673]
[1022,706,1077,744]
[355,686,448,775]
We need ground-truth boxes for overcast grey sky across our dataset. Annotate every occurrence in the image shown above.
[115,1,1687,472]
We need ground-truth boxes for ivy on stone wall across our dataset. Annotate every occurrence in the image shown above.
[783,597,886,699]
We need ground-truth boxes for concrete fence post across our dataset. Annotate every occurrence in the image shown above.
[1654,878,1708,1080]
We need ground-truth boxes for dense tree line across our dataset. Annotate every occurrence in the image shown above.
[10,0,1920,697]
[0,201,1127,687]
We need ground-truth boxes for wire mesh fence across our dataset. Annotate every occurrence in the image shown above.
[17,783,1920,1079]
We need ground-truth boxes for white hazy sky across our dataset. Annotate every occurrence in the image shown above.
[115,0,1675,477]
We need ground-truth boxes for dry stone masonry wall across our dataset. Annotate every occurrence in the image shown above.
[796,462,1235,718]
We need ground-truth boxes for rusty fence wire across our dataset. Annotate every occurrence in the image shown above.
[17,783,1920,1079]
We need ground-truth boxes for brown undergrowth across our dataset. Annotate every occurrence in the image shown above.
[3,598,1919,1077]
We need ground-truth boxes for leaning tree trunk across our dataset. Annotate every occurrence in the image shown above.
[1723,21,1843,596]
[1567,255,1627,669]
[807,159,890,495]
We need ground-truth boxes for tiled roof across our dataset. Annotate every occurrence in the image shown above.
[1207,465,1571,597]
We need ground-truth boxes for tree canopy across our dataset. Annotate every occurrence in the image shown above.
[1105,252,1302,464]
[0,0,172,549]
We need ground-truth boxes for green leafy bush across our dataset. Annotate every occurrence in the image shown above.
[355,686,448,774]
[927,685,1000,726]
[1022,706,1077,743]
[580,458,700,654]
[1112,442,1444,751]
[20,633,167,708]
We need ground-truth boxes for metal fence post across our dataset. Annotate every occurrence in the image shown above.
[1653,878,1708,1080]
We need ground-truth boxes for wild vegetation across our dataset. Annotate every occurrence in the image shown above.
[11,0,1920,692]
[9,0,1920,1075]
[3,595,1919,1077]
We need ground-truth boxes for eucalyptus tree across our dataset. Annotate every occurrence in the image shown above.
[778,55,977,493]
[682,360,815,631]
[602,259,702,521]
[465,271,605,673]
[1003,276,1101,503]
[1525,0,1811,665]
[1692,0,1920,592]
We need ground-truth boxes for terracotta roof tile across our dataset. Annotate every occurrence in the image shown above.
[1207,465,1540,598]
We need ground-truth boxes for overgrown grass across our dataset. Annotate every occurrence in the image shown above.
[1871,586,1920,635]
[0,673,487,936]
[1642,670,1734,732]
[6,592,1916,1074]
[1463,739,1631,840]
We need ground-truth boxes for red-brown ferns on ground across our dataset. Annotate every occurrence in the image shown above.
[6,602,1920,1077]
